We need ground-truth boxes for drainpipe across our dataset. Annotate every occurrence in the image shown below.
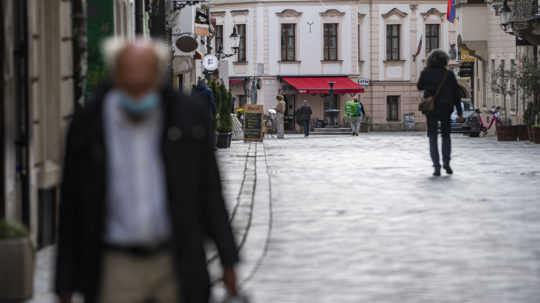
[14,0,30,228]
[0,0,5,219]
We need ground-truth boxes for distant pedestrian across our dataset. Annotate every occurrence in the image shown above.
[191,78,217,148]
[297,100,313,137]
[344,97,365,136]
[55,38,239,303]
[417,49,464,176]
[275,95,286,139]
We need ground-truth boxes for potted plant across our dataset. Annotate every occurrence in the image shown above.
[360,116,371,133]
[532,124,540,144]
[215,82,233,148]
[491,61,519,141]
[0,220,35,302]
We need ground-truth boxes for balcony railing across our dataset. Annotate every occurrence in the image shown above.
[511,0,540,22]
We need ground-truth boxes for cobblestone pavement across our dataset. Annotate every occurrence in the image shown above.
[237,133,540,303]
[30,133,540,303]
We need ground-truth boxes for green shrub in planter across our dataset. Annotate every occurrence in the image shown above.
[216,82,233,134]
[0,220,35,302]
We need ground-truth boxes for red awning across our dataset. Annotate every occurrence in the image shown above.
[281,77,364,94]
[229,78,244,86]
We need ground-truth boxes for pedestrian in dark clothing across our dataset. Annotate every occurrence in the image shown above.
[55,38,239,303]
[297,100,312,137]
[417,49,464,177]
[192,79,217,148]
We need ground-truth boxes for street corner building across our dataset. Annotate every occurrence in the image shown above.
[208,0,458,132]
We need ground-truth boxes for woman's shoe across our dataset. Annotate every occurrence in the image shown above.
[433,167,441,177]
[443,165,453,174]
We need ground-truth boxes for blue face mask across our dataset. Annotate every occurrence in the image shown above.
[117,90,160,118]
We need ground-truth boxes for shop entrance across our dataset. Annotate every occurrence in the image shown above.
[284,95,296,130]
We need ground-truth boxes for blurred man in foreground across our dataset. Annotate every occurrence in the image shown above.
[55,38,239,303]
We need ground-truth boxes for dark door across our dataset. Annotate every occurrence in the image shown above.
[284,95,296,130]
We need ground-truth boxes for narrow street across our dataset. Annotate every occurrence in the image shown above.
[217,133,540,303]
[32,133,540,303]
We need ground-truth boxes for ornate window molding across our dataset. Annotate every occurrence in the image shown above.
[276,9,302,18]
[231,9,249,16]
[320,9,345,18]
[381,8,408,19]
[211,11,225,17]
[421,8,446,21]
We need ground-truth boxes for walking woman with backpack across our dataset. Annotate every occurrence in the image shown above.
[417,49,464,177]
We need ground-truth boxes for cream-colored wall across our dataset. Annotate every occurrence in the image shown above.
[210,0,451,131]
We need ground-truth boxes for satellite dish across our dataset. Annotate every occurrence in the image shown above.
[175,34,198,53]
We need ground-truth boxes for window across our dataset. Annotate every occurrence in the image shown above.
[511,59,517,111]
[215,25,223,52]
[386,24,400,60]
[387,96,400,121]
[425,24,439,55]
[281,24,296,61]
[323,24,338,61]
[237,24,247,62]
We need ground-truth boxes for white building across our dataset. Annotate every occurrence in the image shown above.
[211,0,455,131]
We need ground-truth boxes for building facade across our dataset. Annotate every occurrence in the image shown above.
[2,0,75,247]
[210,0,455,131]
[456,0,539,129]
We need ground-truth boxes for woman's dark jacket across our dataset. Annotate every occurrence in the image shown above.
[417,67,463,117]
[54,84,239,303]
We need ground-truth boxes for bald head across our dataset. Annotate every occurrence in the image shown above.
[115,44,160,98]
[103,38,170,98]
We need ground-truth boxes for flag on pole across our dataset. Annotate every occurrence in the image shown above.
[447,0,456,23]
[415,35,423,57]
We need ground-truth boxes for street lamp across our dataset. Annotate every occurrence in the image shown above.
[499,0,513,32]
[216,26,241,60]
[230,25,240,54]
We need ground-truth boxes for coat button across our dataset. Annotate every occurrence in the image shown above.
[168,127,182,141]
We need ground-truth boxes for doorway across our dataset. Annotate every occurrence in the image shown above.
[284,95,296,130]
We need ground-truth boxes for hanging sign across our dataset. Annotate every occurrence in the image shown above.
[194,10,210,37]
[243,104,264,142]
[203,55,219,71]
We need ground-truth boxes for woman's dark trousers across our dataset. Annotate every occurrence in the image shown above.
[302,120,310,136]
[427,113,451,168]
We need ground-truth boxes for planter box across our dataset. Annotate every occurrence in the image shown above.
[533,127,540,144]
[359,122,370,133]
[216,132,232,148]
[496,125,518,141]
[0,238,35,301]
[517,125,530,141]
[529,126,535,142]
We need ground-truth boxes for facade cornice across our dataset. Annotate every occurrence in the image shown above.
[276,9,303,17]
[231,9,250,16]
[212,11,226,17]
[320,9,346,17]
[381,8,408,19]
[420,8,445,20]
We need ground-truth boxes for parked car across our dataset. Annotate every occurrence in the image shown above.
[440,98,482,137]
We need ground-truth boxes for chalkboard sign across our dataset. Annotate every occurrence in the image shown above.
[243,104,264,142]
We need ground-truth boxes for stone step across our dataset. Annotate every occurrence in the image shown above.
[311,128,353,135]
[313,128,352,133]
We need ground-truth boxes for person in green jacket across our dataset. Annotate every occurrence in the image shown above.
[344,97,365,136]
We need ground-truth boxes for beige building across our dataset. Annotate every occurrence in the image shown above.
[210,0,455,131]
[456,0,538,129]
[2,0,75,246]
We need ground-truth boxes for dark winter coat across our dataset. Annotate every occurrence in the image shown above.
[417,67,463,117]
[54,83,239,303]
[297,104,313,121]
[192,82,217,131]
